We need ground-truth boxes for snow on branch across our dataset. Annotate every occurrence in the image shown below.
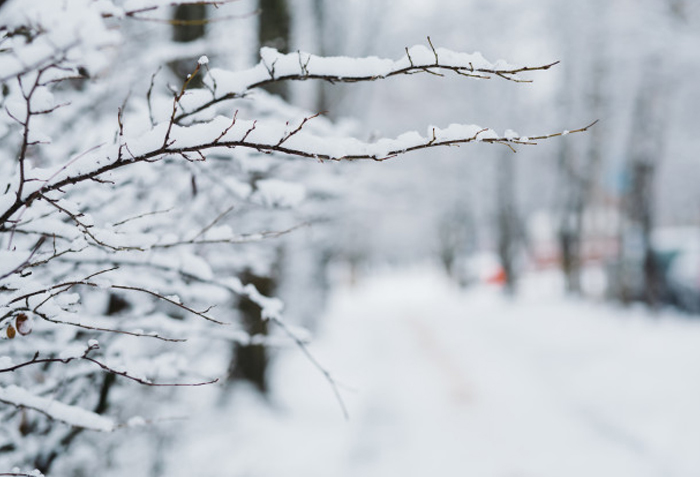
[0,384,116,432]
[0,1,120,83]
[0,472,45,477]
[5,269,230,328]
[0,110,594,231]
[176,38,559,122]
[0,111,596,229]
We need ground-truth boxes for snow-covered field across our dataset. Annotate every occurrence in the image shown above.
[165,267,700,477]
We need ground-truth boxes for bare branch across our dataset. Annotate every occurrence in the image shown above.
[146,66,162,127]
[0,236,45,280]
[0,344,217,388]
[213,110,239,143]
[83,355,218,387]
[427,36,439,64]
[276,112,322,147]
[270,316,350,420]
[153,221,307,248]
[106,284,224,324]
[522,119,599,141]
[163,62,203,149]
[37,314,187,343]
[113,207,173,227]
[191,204,236,241]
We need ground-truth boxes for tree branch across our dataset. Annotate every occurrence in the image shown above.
[175,43,559,123]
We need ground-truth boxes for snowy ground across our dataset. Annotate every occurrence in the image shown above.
[165,267,700,477]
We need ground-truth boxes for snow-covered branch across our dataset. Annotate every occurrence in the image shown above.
[175,41,559,122]
[0,384,115,432]
[0,112,594,231]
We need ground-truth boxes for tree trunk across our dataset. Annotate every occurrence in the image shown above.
[556,46,606,295]
[169,4,207,88]
[557,137,584,294]
[496,151,519,295]
[259,0,291,100]
[617,63,667,308]
[227,269,277,393]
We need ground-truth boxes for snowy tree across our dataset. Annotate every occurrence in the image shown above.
[0,1,591,474]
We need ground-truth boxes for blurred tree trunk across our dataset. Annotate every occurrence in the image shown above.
[226,0,293,387]
[172,4,206,43]
[437,206,475,281]
[169,4,207,88]
[227,268,277,393]
[312,0,327,113]
[556,45,606,295]
[668,0,688,21]
[618,66,667,308]
[496,151,519,295]
[259,0,291,100]
[311,0,336,115]
[309,0,387,118]
[557,137,583,294]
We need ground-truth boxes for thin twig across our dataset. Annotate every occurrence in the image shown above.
[0,345,217,387]
[270,316,349,420]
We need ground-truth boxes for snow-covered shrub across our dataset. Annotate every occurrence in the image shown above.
[0,1,589,474]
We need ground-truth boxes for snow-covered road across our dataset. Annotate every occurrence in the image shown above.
[166,267,700,477]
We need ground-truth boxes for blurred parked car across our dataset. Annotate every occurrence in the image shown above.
[666,249,700,313]
[607,227,700,314]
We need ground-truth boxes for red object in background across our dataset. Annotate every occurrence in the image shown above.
[486,266,507,285]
